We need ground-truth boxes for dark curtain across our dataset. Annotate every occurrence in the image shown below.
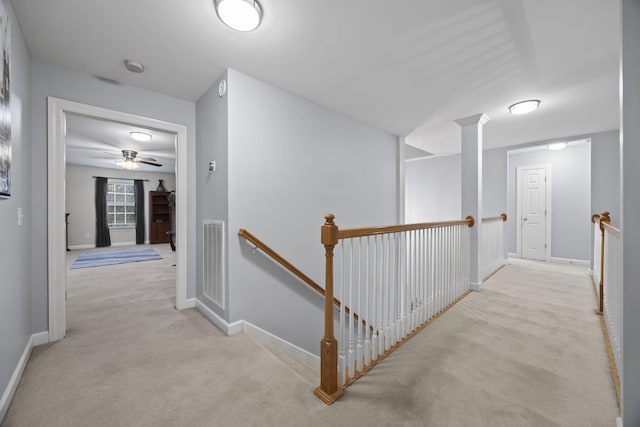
[95,177,111,247]
[134,179,145,244]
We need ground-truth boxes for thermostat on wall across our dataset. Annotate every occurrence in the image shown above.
[218,79,227,97]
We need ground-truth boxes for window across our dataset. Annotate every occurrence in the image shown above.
[107,179,136,228]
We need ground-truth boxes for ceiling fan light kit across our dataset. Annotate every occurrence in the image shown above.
[215,0,262,32]
[112,149,163,169]
[116,159,139,170]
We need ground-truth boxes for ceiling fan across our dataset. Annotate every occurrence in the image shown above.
[92,149,163,169]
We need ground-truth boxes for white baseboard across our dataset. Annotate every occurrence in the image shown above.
[195,299,319,363]
[181,298,196,309]
[551,257,590,267]
[68,244,95,250]
[469,282,483,291]
[111,241,137,247]
[195,300,243,336]
[0,332,43,423]
[617,417,622,427]
[508,252,519,259]
[32,331,49,346]
[242,321,319,366]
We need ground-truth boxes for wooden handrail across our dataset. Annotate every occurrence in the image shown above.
[602,221,621,236]
[238,228,324,295]
[481,213,507,222]
[337,216,474,240]
[238,228,368,325]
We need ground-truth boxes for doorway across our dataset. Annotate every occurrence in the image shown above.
[47,97,189,342]
[516,164,551,262]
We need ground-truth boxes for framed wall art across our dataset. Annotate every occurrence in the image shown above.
[0,3,11,199]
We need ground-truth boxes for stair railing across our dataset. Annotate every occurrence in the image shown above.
[316,214,475,404]
[480,213,507,280]
[591,211,621,401]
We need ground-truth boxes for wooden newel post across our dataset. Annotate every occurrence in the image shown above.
[598,211,611,315]
[314,213,344,404]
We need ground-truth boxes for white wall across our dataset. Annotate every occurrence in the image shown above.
[219,69,398,355]
[405,155,461,222]
[65,164,176,248]
[591,130,619,223]
[404,148,508,224]
[30,60,197,333]
[195,71,229,320]
[0,0,32,420]
[621,2,640,423]
[507,143,591,261]
[405,132,612,262]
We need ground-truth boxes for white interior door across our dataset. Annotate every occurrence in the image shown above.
[521,167,547,260]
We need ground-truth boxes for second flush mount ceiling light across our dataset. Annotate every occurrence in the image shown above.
[215,0,263,32]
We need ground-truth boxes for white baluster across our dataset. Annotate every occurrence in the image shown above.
[356,237,363,373]
[384,234,390,352]
[348,240,355,380]
[364,236,371,367]
[372,235,379,361]
[339,240,345,385]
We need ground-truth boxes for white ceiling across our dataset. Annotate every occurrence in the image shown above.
[65,114,176,173]
[12,0,620,156]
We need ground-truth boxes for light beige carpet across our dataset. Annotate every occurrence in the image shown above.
[2,254,618,426]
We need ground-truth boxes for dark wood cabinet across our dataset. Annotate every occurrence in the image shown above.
[149,191,172,244]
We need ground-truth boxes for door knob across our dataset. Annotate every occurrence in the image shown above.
[523,218,528,221]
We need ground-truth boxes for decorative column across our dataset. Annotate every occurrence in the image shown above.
[621,0,640,424]
[456,113,489,291]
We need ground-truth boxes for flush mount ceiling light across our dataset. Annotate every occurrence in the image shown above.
[215,0,263,32]
[130,131,152,142]
[508,99,540,115]
[124,59,145,73]
[548,142,567,151]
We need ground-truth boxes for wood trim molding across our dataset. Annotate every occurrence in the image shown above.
[337,217,474,240]
[481,213,507,222]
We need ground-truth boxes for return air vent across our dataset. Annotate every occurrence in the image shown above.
[203,220,225,309]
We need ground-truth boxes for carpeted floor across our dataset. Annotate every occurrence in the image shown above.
[2,254,619,426]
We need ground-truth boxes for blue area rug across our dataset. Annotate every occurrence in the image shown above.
[70,247,162,269]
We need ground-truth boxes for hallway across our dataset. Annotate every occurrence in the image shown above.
[2,255,618,426]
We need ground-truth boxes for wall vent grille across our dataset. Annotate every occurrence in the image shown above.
[203,220,225,309]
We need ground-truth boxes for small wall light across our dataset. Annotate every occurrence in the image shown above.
[548,142,567,151]
[215,0,263,32]
[508,99,540,115]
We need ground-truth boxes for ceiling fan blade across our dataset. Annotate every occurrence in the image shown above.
[138,160,163,167]
[136,157,157,162]
[89,156,118,159]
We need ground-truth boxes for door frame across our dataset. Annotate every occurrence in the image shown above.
[516,163,552,262]
[47,97,189,342]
